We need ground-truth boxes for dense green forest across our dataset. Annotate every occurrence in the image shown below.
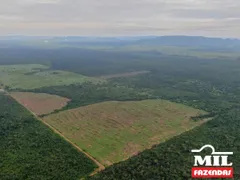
[1,46,240,179]
[27,56,240,115]
[86,55,240,179]
[90,109,240,180]
[0,94,97,180]
[27,83,152,114]
[1,47,239,77]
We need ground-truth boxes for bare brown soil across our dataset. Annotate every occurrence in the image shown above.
[10,92,70,116]
[7,91,104,176]
[99,71,150,79]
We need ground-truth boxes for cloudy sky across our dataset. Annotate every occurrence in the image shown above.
[0,0,240,37]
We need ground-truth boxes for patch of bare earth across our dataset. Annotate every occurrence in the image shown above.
[99,71,150,79]
[10,92,70,116]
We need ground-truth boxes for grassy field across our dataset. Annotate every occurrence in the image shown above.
[0,64,103,90]
[10,92,70,116]
[43,99,208,166]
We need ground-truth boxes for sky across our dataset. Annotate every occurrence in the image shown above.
[0,0,240,37]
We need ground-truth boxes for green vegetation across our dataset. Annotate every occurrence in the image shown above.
[88,55,240,179]
[29,83,152,111]
[43,99,207,166]
[0,94,97,180]
[28,55,240,114]
[73,45,240,59]
[2,36,240,59]
[0,64,102,90]
[91,109,240,180]
[1,41,240,179]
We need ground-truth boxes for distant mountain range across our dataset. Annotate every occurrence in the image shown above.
[53,36,240,48]
[1,35,240,48]
[134,36,240,48]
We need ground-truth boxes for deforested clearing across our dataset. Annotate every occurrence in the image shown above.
[98,70,150,79]
[0,94,97,179]
[10,92,70,116]
[0,64,103,90]
[43,99,209,166]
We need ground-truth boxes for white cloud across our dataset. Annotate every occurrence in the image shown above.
[0,0,239,37]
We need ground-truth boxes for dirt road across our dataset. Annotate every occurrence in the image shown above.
[8,92,105,176]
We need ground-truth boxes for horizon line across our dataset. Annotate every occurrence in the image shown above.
[0,35,240,40]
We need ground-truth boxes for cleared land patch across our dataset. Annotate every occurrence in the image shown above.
[0,94,97,179]
[43,99,208,166]
[10,92,70,116]
[0,64,103,90]
[99,71,150,79]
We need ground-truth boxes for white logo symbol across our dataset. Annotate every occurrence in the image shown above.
[191,145,233,167]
